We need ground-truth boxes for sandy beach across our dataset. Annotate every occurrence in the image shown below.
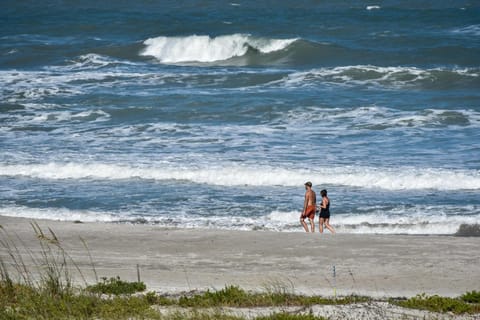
[1,215,478,300]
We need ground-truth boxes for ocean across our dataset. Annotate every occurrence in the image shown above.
[1,0,479,234]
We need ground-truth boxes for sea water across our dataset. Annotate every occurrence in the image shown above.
[1,0,479,234]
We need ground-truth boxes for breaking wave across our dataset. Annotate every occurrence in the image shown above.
[140,34,298,63]
[1,162,479,191]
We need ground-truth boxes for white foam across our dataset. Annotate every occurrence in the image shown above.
[1,162,479,191]
[56,53,141,71]
[452,24,480,36]
[141,34,297,63]
[267,204,480,234]
[66,53,113,70]
[0,66,250,102]
[366,5,381,10]
[27,109,110,123]
[0,206,117,222]
[1,205,477,235]
[276,105,480,134]
[275,65,479,89]
[332,207,480,235]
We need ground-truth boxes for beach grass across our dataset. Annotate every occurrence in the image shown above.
[461,290,480,304]
[0,281,163,319]
[391,292,480,314]
[176,285,369,308]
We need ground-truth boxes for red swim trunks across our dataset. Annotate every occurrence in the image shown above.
[302,205,316,220]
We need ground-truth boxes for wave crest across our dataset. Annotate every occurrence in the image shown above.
[1,162,479,191]
[140,34,298,64]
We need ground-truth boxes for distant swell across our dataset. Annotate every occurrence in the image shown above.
[140,34,298,63]
[1,163,479,191]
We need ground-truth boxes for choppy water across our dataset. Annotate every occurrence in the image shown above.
[1,0,479,234]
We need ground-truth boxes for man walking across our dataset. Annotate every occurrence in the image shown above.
[300,181,316,232]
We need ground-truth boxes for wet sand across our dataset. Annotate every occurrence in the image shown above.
[0,215,479,298]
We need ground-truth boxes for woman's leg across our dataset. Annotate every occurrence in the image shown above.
[325,218,336,234]
[319,218,324,233]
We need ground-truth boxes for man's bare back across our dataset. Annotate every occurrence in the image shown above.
[306,189,316,207]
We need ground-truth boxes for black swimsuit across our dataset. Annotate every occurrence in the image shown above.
[319,200,330,219]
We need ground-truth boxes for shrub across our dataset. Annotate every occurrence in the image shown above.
[461,290,480,304]
[392,293,479,314]
[86,276,146,295]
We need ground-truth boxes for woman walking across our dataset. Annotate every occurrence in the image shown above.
[318,189,335,234]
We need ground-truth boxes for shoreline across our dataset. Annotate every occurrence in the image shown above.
[0,215,479,299]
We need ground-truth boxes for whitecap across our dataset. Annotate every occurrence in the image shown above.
[140,34,298,64]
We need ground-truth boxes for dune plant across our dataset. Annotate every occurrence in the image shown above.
[391,293,480,314]
[87,276,146,295]
[0,224,158,319]
[176,285,369,308]
[461,290,480,304]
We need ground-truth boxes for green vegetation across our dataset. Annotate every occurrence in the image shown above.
[461,290,480,304]
[0,224,158,319]
[391,293,480,314]
[0,282,161,319]
[87,276,146,295]
[177,285,368,308]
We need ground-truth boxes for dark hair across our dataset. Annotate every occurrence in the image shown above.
[320,189,327,197]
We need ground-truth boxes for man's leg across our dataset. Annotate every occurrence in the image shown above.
[309,218,315,233]
[300,216,309,232]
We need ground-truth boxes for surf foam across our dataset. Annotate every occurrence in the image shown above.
[1,204,478,235]
[452,24,480,36]
[1,162,479,191]
[275,65,479,89]
[0,205,117,222]
[280,106,480,130]
[266,207,480,234]
[141,34,297,63]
